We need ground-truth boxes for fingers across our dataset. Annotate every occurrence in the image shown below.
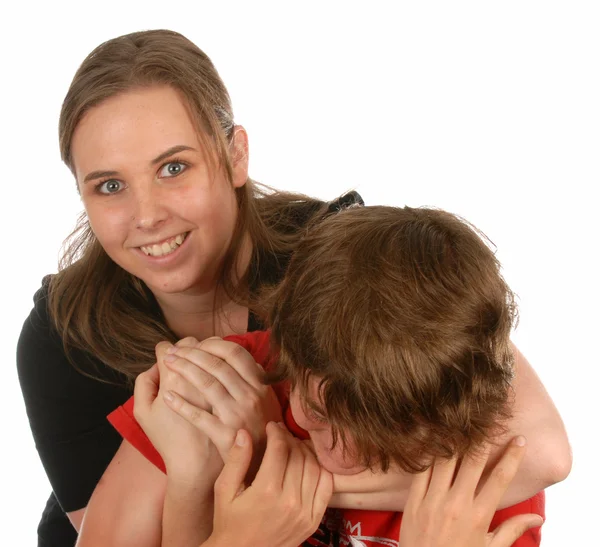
[298,443,333,522]
[298,442,319,507]
[490,513,544,547]
[197,338,265,386]
[214,429,253,504]
[163,350,235,407]
[174,336,202,349]
[256,425,332,529]
[312,467,333,523]
[404,463,433,510]
[133,363,160,414]
[163,390,235,451]
[451,442,492,497]
[155,341,173,368]
[426,456,458,499]
[252,422,292,489]
[281,434,306,499]
[167,340,264,396]
[476,437,528,511]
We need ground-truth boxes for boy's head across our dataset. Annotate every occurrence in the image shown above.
[267,205,517,474]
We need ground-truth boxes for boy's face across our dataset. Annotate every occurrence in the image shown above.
[289,376,368,475]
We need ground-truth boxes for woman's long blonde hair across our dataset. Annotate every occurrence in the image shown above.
[51,29,326,381]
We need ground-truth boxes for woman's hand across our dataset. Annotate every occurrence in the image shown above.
[399,437,544,547]
[203,422,333,547]
[133,341,223,482]
[161,337,282,472]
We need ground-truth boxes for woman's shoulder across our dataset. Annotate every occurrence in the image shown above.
[17,275,129,396]
[19,275,57,349]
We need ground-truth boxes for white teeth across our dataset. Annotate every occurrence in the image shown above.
[140,232,187,257]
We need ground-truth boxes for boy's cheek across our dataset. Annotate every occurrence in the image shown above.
[309,432,367,475]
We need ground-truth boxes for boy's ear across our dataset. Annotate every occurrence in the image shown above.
[230,125,249,189]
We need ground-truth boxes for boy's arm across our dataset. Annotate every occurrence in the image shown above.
[133,348,223,547]
[330,342,572,511]
[162,472,216,547]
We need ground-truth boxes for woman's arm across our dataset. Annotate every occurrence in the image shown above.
[17,281,132,540]
[77,341,223,547]
[330,343,572,511]
[496,343,572,499]
[76,440,166,547]
[76,369,221,547]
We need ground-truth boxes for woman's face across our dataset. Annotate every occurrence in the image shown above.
[71,85,248,297]
[289,378,368,475]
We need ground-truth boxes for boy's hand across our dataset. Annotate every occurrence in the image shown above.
[161,337,282,475]
[399,437,544,547]
[204,422,333,547]
[133,342,222,482]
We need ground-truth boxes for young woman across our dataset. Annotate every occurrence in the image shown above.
[16,29,570,546]
[17,29,347,546]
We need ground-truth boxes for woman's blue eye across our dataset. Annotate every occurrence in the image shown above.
[98,179,123,194]
[160,162,186,177]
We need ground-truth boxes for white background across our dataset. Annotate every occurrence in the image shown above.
[0,1,597,545]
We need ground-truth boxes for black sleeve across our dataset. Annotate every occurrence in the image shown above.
[17,279,132,515]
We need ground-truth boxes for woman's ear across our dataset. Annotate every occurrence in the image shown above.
[230,125,249,188]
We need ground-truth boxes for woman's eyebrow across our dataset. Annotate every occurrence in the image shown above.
[83,169,119,184]
[82,145,197,184]
[150,144,196,165]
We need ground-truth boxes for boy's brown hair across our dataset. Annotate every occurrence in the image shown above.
[266,205,517,472]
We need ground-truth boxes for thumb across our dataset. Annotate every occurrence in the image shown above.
[490,513,544,547]
[214,429,253,504]
[134,363,160,413]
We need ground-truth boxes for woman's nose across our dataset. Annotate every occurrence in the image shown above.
[131,185,169,230]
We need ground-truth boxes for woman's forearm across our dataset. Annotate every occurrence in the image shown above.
[329,467,413,511]
[485,343,572,508]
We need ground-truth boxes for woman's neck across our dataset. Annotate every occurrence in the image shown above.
[152,233,253,341]
[155,290,249,340]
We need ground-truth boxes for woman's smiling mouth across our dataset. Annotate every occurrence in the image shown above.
[139,232,189,257]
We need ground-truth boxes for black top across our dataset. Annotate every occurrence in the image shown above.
[17,192,363,546]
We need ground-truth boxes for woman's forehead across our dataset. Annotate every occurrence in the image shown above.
[71,86,203,178]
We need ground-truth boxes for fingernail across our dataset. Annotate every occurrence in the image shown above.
[276,421,287,430]
[164,354,177,362]
[163,391,175,403]
[166,345,177,354]
[235,430,247,446]
[532,515,544,527]
[514,436,526,447]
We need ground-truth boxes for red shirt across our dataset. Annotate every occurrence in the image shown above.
[107,330,544,546]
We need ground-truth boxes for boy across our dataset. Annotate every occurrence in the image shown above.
[107,205,567,546]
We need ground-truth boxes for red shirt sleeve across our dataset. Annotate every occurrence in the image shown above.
[490,491,545,546]
[107,396,166,473]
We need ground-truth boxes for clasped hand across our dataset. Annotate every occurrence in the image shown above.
[134,336,282,480]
